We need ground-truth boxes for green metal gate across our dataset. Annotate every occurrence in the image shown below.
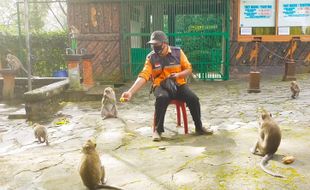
[121,0,230,81]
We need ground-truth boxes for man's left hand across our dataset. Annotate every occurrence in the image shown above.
[169,73,180,79]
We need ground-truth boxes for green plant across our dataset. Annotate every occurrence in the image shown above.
[0,31,68,76]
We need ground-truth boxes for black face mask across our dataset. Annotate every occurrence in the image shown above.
[152,44,163,54]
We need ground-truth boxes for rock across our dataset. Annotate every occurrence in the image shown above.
[158,146,166,150]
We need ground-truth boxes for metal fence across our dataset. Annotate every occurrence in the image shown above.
[120,0,230,81]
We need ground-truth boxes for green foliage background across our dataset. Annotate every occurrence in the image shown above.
[163,14,224,63]
[0,31,68,77]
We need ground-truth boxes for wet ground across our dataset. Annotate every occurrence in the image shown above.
[0,74,310,190]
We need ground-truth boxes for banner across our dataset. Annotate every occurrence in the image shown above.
[240,0,275,27]
[278,0,310,27]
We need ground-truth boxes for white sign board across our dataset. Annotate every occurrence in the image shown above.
[278,27,290,35]
[240,0,275,27]
[240,27,252,35]
[278,0,310,27]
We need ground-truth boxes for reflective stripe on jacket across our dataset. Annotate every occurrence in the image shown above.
[138,46,192,87]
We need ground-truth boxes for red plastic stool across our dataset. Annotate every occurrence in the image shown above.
[153,100,188,134]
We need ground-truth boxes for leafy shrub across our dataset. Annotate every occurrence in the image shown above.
[0,31,68,76]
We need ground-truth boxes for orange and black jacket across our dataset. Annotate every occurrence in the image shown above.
[138,46,192,87]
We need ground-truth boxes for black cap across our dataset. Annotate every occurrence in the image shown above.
[147,31,168,44]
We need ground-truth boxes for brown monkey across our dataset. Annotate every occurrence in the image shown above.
[5,53,39,78]
[79,139,124,190]
[290,81,300,99]
[101,87,118,119]
[34,124,49,146]
[5,53,28,73]
[250,111,284,178]
[69,25,80,36]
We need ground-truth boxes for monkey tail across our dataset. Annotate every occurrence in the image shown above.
[260,154,284,178]
[96,184,124,190]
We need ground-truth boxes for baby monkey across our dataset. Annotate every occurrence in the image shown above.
[290,81,300,99]
[101,87,117,119]
[250,111,284,178]
[79,139,123,190]
[33,124,49,146]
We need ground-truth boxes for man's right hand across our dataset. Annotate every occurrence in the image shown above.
[120,77,147,102]
[120,91,132,102]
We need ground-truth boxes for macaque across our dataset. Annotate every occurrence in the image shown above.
[5,53,24,72]
[34,124,49,146]
[250,111,283,178]
[290,81,300,99]
[101,87,117,119]
[79,139,123,190]
[69,25,80,37]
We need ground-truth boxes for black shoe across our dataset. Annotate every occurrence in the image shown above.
[195,127,213,135]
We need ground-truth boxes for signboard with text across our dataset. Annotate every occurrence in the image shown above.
[278,0,310,27]
[240,0,275,27]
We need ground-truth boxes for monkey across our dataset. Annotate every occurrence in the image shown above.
[290,81,300,99]
[79,139,124,190]
[101,87,118,119]
[5,53,27,73]
[250,111,284,178]
[5,53,21,71]
[33,124,49,146]
[69,25,80,38]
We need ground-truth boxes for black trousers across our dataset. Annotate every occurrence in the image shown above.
[153,84,203,133]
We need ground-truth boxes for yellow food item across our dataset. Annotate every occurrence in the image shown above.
[282,155,295,164]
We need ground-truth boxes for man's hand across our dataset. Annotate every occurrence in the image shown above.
[120,91,132,102]
[169,73,180,79]
[169,69,191,79]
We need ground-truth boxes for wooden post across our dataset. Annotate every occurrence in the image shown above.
[24,0,32,91]
[1,70,16,100]
[248,39,261,93]
[65,55,82,90]
[81,54,95,90]
[248,71,261,93]
[283,38,297,81]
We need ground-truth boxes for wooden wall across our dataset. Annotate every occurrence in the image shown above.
[67,2,121,82]
[229,0,310,76]
[67,0,310,82]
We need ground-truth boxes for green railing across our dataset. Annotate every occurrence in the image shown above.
[120,0,230,81]
[130,47,151,77]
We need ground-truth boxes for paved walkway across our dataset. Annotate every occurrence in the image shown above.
[0,74,310,190]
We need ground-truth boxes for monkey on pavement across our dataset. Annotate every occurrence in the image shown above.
[290,81,300,99]
[101,87,118,119]
[79,139,124,190]
[33,124,49,146]
[250,111,284,178]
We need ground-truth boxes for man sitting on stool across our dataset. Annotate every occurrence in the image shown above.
[121,30,213,141]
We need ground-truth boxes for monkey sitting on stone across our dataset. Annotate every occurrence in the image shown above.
[5,53,28,74]
[5,53,21,71]
[33,124,49,146]
[69,25,80,37]
[101,87,117,119]
[79,139,123,190]
[290,81,300,99]
[250,110,284,178]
